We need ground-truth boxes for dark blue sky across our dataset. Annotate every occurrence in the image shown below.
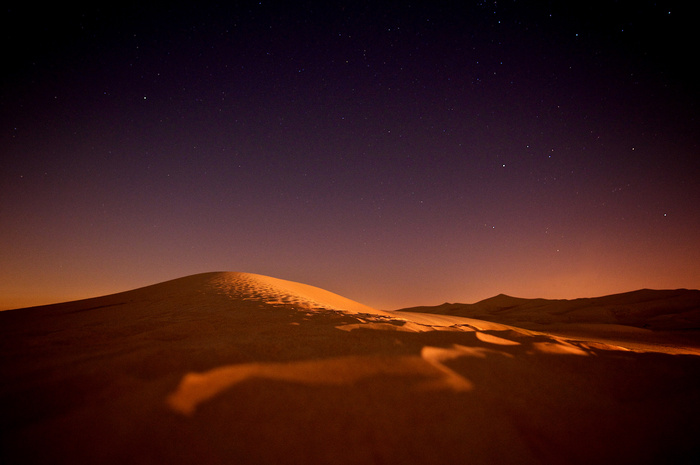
[2,0,698,309]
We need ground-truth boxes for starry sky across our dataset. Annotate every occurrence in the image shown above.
[2,0,698,310]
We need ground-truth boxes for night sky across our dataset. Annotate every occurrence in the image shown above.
[2,0,698,310]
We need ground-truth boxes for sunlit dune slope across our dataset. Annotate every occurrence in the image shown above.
[0,272,386,319]
[2,272,700,465]
[0,271,513,332]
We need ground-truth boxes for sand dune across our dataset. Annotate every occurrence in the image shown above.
[398,289,700,330]
[398,289,700,354]
[2,272,699,464]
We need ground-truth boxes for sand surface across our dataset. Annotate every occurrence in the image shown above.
[2,272,699,464]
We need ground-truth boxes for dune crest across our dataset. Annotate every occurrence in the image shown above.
[208,272,393,317]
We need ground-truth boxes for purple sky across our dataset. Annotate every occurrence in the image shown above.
[2,0,698,310]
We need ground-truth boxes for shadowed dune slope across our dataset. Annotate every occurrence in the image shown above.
[2,273,700,464]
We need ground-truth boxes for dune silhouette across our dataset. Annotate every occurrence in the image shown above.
[399,289,700,330]
[2,272,699,464]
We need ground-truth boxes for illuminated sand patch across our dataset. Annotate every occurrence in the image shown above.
[167,350,476,416]
[475,331,521,346]
[391,311,515,330]
[532,341,589,356]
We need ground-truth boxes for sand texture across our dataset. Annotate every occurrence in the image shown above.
[2,272,699,464]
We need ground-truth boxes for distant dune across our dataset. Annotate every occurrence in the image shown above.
[397,289,700,353]
[2,272,699,464]
[397,289,700,330]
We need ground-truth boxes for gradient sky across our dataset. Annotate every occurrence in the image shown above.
[2,0,698,310]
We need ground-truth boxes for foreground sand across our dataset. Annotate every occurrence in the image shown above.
[1,272,699,464]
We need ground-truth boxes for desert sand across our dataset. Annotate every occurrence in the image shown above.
[1,272,699,464]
